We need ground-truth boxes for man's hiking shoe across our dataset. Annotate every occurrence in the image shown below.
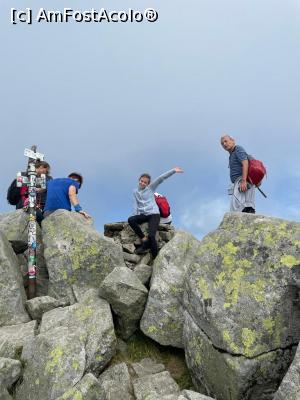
[135,245,149,255]
[134,242,142,249]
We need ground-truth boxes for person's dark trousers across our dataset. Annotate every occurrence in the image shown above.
[242,207,255,214]
[128,214,160,258]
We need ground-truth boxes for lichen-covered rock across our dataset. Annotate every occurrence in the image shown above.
[183,213,300,400]
[141,231,200,348]
[98,362,134,400]
[143,394,179,400]
[104,222,175,268]
[42,210,126,300]
[133,371,180,400]
[56,373,103,400]
[0,388,13,400]
[15,326,86,400]
[15,292,116,400]
[0,230,30,327]
[273,341,300,400]
[0,321,37,359]
[0,210,32,244]
[179,391,216,400]
[131,358,165,377]
[184,313,296,400]
[133,263,152,285]
[39,294,116,375]
[0,357,22,389]
[25,296,70,320]
[99,267,148,339]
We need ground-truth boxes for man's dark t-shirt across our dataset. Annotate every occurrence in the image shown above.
[229,145,248,183]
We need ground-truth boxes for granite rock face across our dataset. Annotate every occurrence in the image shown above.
[141,231,200,348]
[98,362,134,400]
[0,321,37,359]
[42,210,126,300]
[0,230,30,327]
[99,267,148,339]
[0,357,22,389]
[183,213,300,400]
[15,293,116,400]
[56,373,104,400]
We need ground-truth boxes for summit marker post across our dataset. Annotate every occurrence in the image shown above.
[16,145,46,299]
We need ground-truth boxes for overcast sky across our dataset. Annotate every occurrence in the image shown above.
[1,0,299,238]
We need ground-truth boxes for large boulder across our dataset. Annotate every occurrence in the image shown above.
[15,292,116,400]
[141,231,200,347]
[179,391,215,400]
[0,230,30,326]
[183,213,300,400]
[0,321,37,359]
[25,295,70,320]
[15,326,86,400]
[0,210,48,297]
[0,357,22,389]
[0,210,31,244]
[132,371,180,400]
[98,362,134,400]
[56,373,103,400]
[42,210,126,300]
[99,267,148,339]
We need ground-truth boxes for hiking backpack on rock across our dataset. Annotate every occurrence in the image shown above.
[154,193,171,218]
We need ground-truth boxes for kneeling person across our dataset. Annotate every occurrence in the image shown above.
[43,172,90,219]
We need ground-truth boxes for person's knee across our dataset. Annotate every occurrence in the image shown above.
[128,216,134,225]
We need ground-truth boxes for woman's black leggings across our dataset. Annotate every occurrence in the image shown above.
[128,214,160,257]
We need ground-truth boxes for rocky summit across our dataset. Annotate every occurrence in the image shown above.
[0,209,300,400]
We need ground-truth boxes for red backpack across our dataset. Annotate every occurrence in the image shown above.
[154,193,170,218]
[247,159,266,186]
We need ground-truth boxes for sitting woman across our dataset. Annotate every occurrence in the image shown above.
[128,167,183,259]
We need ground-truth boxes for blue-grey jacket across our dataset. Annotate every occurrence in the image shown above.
[132,169,176,216]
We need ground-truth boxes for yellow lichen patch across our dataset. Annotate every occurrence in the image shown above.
[242,328,256,357]
[264,232,274,247]
[280,255,300,268]
[197,278,211,300]
[45,346,64,374]
[215,271,226,288]
[72,360,80,370]
[74,306,94,322]
[246,279,265,302]
[61,389,83,400]
[147,326,158,334]
[223,268,245,308]
[222,242,239,255]
[263,318,275,334]
[223,255,235,267]
[35,378,40,385]
[222,330,240,353]
[239,259,252,269]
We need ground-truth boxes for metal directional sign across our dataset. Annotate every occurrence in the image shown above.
[24,148,44,161]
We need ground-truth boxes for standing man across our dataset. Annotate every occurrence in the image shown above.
[221,135,255,213]
[43,172,90,219]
